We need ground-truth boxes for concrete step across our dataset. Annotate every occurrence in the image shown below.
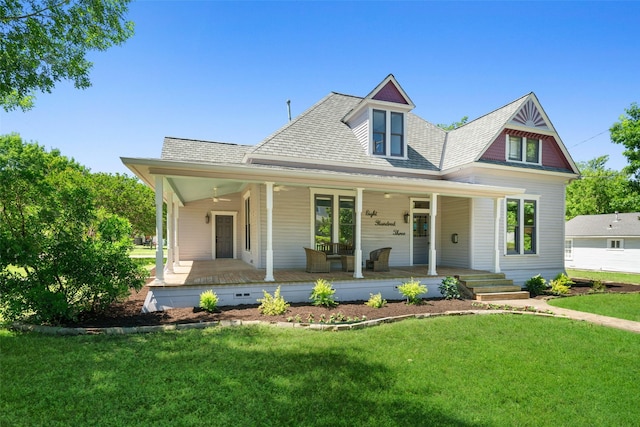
[461,279,514,287]
[457,273,506,281]
[475,291,530,301]
[467,285,522,294]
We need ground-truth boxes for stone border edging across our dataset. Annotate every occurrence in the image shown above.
[10,309,558,335]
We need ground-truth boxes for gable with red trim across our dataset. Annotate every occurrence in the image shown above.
[480,129,573,170]
[372,81,410,105]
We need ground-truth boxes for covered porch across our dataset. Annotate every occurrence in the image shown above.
[142,259,491,312]
[122,157,526,310]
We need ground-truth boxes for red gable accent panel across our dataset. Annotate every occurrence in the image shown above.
[481,131,507,161]
[480,129,572,170]
[372,81,409,104]
[542,138,572,169]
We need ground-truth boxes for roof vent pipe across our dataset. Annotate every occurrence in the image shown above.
[287,99,291,122]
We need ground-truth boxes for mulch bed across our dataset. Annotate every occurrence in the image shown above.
[63,278,640,329]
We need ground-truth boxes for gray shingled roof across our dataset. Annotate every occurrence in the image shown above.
[566,213,640,237]
[441,94,529,170]
[161,137,252,164]
[158,88,574,178]
[250,92,445,172]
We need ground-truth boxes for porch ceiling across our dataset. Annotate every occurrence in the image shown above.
[121,157,525,204]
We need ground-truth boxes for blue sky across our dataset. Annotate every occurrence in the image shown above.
[1,1,639,175]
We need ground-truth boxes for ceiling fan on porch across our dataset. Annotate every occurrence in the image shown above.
[212,188,231,202]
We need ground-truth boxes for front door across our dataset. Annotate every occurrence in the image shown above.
[215,215,234,258]
[413,214,429,264]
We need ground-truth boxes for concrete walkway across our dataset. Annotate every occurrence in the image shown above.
[493,298,640,334]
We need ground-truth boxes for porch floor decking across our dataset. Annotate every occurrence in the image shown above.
[158,259,489,287]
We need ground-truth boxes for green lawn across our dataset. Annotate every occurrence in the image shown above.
[130,245,167,258]
[2,315,638,426]
[548,293,640,322]
[567,269,640,285]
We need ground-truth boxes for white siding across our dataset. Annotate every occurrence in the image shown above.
[439,197,470,268]
[349,109,369,153]
[144,276,447,311]
[566,237,640,273]
[257,189,414,269]
[178,197,240,260]
[468,169,567,285]
[470,198,496,270]
[259,186,311,268]
[361,192,412,266]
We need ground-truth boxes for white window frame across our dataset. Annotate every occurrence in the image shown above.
[370,108,407,159]
[564,239,573,260]
[505,195,540,256]
[506,134,541,165]
[607,238,624,250]
[309,188,357,247]
[243,191,251,252]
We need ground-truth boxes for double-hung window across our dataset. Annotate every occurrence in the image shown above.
[315,195,333,246]
[607,239,623,250]
[564,239,573,260]
[506,197,537,255]
[507,135,540,164]
[314,194,355,247]
[244,195,251,251]
[373,110,386,155]
[390,112,404,156]
[372,109,404,157]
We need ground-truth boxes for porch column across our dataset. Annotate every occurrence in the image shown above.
[264,181,275,281]
[353,187,364,279]
[154,175,164,284]
[493,198,503,273]
[173,195,180,267]
[428,193,438,276]
[165,191,174,274]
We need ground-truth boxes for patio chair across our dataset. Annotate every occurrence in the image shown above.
[366,247,391,272]
[304,247,331,273]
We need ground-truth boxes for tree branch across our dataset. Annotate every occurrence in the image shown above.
[1,0,70,22]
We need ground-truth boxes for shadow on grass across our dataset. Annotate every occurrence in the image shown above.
[1,326,475,426]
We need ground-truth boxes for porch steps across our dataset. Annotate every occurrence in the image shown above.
[457,273,530,301]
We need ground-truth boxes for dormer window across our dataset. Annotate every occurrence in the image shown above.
[507,135,540,164]
[372,109,404,157]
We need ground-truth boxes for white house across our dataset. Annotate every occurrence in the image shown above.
[122,75,579,311]
[565,212,640,273]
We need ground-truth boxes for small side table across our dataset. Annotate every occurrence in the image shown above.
[341,255,354,272]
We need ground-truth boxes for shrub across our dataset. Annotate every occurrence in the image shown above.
[525,274,548,296]
[398,278,427,305]
[0,135,148,324]
[365,292,387,308]
[590,280,607,293]
[199,290,219,312]
[549,273,573,296]
[439,276,461,300]
[550,282,571,295]
[552,273,574,287]
[309,278,337,307]
[257,286,290,315]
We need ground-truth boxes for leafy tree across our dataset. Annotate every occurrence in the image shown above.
[610,102,640,184]
[91,172,157,236]
[565,155,640,220]
[0,0,134,111]
[437,116,469,131]
[0,134,147,323]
